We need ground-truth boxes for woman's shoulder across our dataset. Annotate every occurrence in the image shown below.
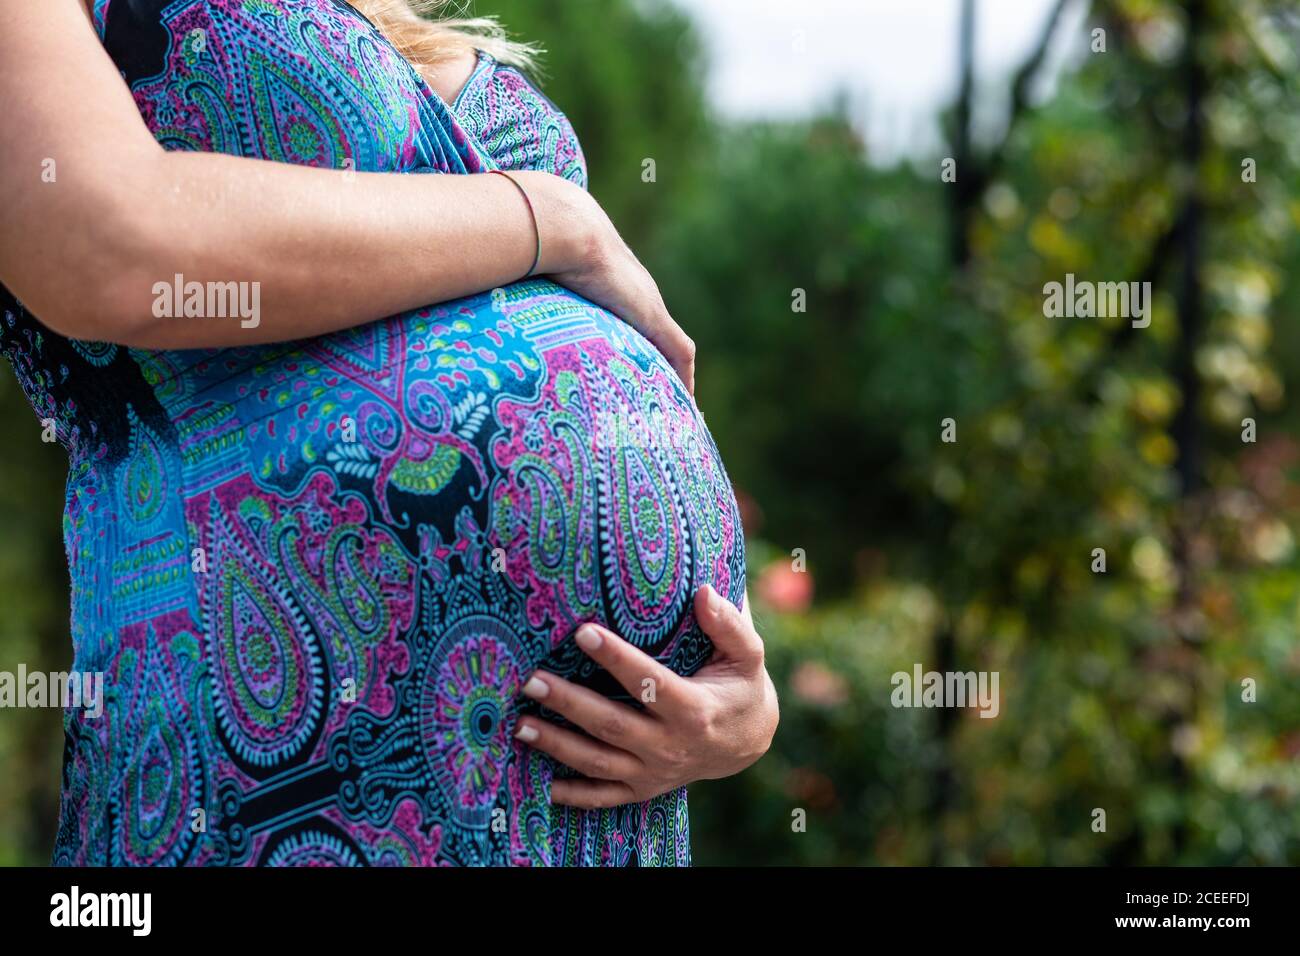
[452,52,588,189]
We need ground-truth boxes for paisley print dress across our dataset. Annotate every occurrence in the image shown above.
[0,0,745,866]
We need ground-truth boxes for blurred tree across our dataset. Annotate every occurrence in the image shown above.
[0,370,66,864]
[674,0,1300,863]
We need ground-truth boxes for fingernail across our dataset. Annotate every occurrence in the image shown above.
[514,722,539,743]
[705,585,722,615]
[522,676,549,700]
[575,625,602,653]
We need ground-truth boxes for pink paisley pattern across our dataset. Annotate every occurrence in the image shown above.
[0,0,744,866]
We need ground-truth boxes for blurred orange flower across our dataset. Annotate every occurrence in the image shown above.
[791,661,849,707]
[757,558,814,613]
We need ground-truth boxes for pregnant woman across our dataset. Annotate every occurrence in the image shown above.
[0,0,777,865]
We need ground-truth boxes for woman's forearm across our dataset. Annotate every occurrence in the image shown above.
[88,153,587,348]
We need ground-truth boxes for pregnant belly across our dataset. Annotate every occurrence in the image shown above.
[126,279,745,864]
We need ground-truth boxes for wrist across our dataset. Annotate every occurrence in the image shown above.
[510,171,598,275]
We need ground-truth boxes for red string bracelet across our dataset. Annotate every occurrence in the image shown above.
[489,169,542,279]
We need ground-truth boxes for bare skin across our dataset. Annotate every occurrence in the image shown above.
[422,46,480,107]
[0,0,778,798]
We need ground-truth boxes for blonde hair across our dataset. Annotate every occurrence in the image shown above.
[345,0,538,78]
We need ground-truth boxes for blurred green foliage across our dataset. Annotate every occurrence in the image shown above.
[1,0,1298,864]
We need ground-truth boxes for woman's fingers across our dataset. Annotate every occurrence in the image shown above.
[570,623,690,711]
[519,669,656,748]
[630,262,695,394]
[550,777,640,810]
[513,712,641,782]
[644,327,695,394]
[514,601,778,796]
[695,585,765,665]
[658,325,696,395]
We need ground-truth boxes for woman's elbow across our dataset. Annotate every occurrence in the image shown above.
[33,266,158,346]
[6,163,174,344]
[25,218,169,346]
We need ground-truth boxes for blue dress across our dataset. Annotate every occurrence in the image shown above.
[0,0,745,865]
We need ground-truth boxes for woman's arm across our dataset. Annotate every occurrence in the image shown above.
[0,0,695,390]
[514,587,780,806]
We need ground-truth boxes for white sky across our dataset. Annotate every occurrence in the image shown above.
[684,0,1089,163]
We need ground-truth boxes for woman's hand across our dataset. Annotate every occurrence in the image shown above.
[511,171,697,393]
[513,585,779,808]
